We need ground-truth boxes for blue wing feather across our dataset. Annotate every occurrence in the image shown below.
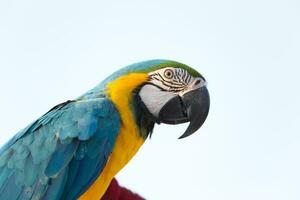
[0,174,23,199]
[45,140,79,177]
[42,167,68,200]
[0,97,121,200]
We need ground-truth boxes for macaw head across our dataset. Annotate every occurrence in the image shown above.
[100,60,210,139]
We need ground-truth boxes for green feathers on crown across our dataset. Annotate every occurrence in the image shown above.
[141,60,201,77]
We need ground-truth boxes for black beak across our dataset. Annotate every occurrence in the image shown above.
[158,87,210,139]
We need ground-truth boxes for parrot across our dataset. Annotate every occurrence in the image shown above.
[0,59,210,200]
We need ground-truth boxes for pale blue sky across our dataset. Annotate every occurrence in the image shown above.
[0,0,300,199]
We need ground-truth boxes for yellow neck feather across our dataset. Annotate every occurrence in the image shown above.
[106,73,148,135]
[79,73,148,200]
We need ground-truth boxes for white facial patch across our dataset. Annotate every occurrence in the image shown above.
[148,67,197,92]
[139,67,207,118]
[139,84,177,117]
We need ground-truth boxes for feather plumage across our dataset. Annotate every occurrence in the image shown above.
[0,98,120,200]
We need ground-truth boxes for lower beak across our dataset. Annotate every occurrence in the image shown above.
[158,87,210,139]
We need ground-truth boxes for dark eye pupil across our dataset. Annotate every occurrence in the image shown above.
[164,70,173,78]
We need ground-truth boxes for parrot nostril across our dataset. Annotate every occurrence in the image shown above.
[195,80,201,85]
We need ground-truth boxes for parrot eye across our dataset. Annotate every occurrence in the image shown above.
[164,69,174,79]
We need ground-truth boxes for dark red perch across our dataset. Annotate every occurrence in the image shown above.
[101,178,145,200]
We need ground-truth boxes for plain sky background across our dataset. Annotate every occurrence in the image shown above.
[0,0,299,199]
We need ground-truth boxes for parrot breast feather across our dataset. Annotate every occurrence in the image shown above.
[0,98,120,200]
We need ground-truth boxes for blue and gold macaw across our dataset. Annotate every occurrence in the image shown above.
[0,60,210,200]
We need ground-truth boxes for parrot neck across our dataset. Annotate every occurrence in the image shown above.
[132,90,156,139]
[80,73,152,200]
[106,72,155,139]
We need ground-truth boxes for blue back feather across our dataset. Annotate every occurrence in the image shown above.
[0,98,120,200]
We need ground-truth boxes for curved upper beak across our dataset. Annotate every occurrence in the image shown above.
[158,86,210,139]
